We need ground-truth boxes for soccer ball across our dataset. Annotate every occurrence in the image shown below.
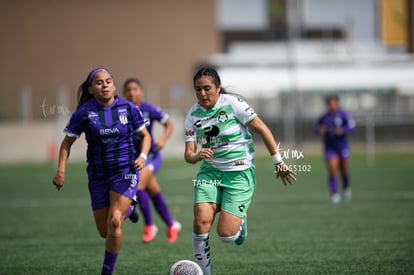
[169,260,203,275]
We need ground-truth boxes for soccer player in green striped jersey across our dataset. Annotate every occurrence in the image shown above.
[184,68,296,275]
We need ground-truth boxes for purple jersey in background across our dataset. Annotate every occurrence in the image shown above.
[133,102,169,154]
[316,109,356,160]
[64,96,147,179]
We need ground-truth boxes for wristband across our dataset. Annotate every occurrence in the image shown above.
[272,153,283,166]
[139,153,147,161]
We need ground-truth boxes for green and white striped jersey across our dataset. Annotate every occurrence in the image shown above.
[184,94,257,171]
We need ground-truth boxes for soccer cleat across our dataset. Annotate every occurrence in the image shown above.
[128,199,140,223]
[166,220,182,243]
[235,214,247,246]
[331,193,341,204]
[142,224,158,243]
[344,188,352,202]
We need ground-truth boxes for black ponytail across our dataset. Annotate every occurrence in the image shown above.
[77,80,93,109]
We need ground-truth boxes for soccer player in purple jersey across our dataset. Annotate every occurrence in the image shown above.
[316,95,356,204]
[52,68,151,275]
[123,78,182,243]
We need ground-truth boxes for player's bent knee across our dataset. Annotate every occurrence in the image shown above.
[107,211,123,236]
[111,216,121,229]
[218,233,240,243]
[217,227,239,238]
[107,219,122,237]
[193,219,212,234]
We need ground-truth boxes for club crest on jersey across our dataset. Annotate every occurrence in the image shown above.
[217,110,228,122]
[118,109,128,125]
[88,111,98,124]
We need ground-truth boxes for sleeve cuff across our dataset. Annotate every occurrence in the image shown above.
[135,120,149,133]
[243,113,258,126]
[64,130,80,138]
[160,114,169,124]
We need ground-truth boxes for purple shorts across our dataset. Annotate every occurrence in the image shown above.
[325,146,350,161]
[145,151,162,174]
[88,168,139,211]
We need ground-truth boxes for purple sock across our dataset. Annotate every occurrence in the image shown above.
[151,192,173,227]
[123,205,133,221]
[101,251,118,275]
[342,173,350,189]
[329,175,338,195]
[137,190,153,225]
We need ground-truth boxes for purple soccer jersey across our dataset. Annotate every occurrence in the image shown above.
[65,96,147,176]
[64,96,147,209]
[133,102,168,153]
[316,109,356,160]
[133,102,168,173]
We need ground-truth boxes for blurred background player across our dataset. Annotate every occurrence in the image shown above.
[123,78,181,243]
[316,95,356,204]
[184,68,296,275]
[52,68,151,275]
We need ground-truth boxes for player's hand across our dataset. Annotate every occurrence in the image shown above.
[154,139,165,151]
[133,157,146,171]
[335,127,343,136]
[319,125,327,134]
[197,148,214,160]
[53,170,65,191]
[275,163,296,186]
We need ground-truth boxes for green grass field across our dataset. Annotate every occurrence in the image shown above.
[0,153,413,274]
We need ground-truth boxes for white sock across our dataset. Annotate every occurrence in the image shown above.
[192,232,211,275]
[219,232,240,243]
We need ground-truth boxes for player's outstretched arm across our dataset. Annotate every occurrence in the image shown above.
[247,116,296,185]
[53,136,76,191]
